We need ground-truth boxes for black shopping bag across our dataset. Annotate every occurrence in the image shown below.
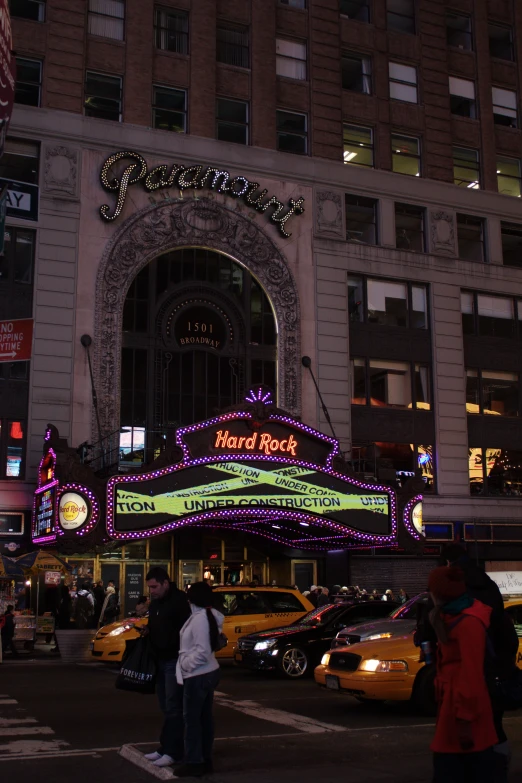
[115,637,157,695]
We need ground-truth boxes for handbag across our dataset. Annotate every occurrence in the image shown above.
[115,637,157,695]
[216,631,228,652]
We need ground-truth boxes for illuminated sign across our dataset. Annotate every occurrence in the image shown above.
[173,303,228,351]
[99,151,305,237]
[213,430,298,457]
[34,486,57,538]
[411,501,425,537]
[58,492,90,531]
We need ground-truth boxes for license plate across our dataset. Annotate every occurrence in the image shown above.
[89,643,94,651]
[235,653,243,662]
[325,675,340,690]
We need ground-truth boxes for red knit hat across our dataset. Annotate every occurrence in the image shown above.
[428,566,466,602]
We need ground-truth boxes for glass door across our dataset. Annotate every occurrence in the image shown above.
[179,560,202,588]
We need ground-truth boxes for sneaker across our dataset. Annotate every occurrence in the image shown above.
[153,755,176,768]
[144,751,162,762]
[174,763,206,777]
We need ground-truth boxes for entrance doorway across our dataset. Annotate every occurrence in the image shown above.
[291,560,317,593]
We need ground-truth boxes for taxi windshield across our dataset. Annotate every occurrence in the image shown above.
[388,592,428,620]
[294,605,342,627]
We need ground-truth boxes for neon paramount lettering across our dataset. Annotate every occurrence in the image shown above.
[213,429,297,457]
[99,152,305,238]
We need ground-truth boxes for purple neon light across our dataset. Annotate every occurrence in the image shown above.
[58,484,100,537]
[244,386,273,404]
[32,447,59,544]
[402,494,423,541]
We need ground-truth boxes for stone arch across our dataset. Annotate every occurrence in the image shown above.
[93,196,301,438]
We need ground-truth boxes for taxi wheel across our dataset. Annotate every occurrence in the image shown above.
[279,647,309,678]
[412,663,436,715]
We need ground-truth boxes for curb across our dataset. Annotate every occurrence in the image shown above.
[119,744,177,779]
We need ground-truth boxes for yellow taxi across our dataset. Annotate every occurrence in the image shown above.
[315,597,522,712]
[91,585,314,662]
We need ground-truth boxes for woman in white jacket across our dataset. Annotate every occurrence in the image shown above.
[175,581,224,778]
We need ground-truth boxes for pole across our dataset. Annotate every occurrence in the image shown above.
[301,356,340,444]
[81,335,106,470]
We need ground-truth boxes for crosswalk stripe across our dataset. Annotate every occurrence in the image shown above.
[0,719,38,727]
[0,700,17,705]
[213,692,345,734]
[0,739,70,755]
[0,727,55,737]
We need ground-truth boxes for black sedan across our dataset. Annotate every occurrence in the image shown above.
[234,601,399,679]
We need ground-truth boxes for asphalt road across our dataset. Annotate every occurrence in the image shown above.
[1,661,522,782]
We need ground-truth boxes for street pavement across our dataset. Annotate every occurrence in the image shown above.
[0,661,522,782]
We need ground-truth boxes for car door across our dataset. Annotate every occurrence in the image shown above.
[505,602,522,669]
[263,590,311,630]
[219,591,272,653]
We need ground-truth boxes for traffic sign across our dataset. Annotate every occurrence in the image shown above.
[0,317,33,362]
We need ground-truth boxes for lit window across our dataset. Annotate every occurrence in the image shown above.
[395,203,425,253]
[351,358,366,404]
[154,7,188,54]
[497,156,521,198]
[216,98,248,145]
[446,11,472,50]
[453,147,480,189]
[345,194,378,244]
[492,87,518,128]
[88,0,124,41]
[340,0,370,22]
[415,365,431,410]
[217,23,249,68]
[501,222,522,267]
[5,420,25,478]
[489,23,514,61]
[467,369,519,417]
[84,71,122,122]
[152,86,187,133]
[449,76,476,118]
[14,58,42,107]
[369,359,412,408]
[469,447,522,496]
[276,110,307,154]
[457,214,486,262]
[389,62,418,103]
[343,125,373,167]
[342,53,371,93]
[276,39,307,80]
[387,0,415,35]
[392,133,421,176]
[9,0,45,21]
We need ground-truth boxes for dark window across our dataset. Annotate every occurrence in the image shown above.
[152,86,187,133]
[387,0,415,34]
[466,369,519,417]
[280,0,306,6]
[446,11,472,50]
[265,592,306,612]
[392,133,420,176]
[457,214,486,262]
[461,291,515,338]
[453,147,480,189]
[154,7,188,54]
[0,140,39,185]
[469,447,522,496]
[0,227,35,285]
[9,0,45,21]
[501,222,522,268]
[1,420,26,478]
[220,591,271,615]
[84,71,122,121]
[341,53,371,93]
[497,157,521,198]
[389,62,417,103]
[415,364,431,410]
[489,23,514,61]
[217,23,249,68]
[449,76,476,118]
[351,358,366,403]
[343,125,373,167]
[88,0,124,41]
[395,203,425,253]
[492,87,518,128]
[276,38,307,80]
[15,58,42,107]
[345,194,377,244]
[340,0,370,22]
[251,279,276,346]
[216,98,248,144]
[276,110,307,154]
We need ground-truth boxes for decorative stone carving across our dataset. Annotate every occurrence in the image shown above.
[315,189,344,238]
[43,145,79,198]
[429,210,456,257]
[94,198,301,440]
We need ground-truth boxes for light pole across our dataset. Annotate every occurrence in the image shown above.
[81,334,105,470]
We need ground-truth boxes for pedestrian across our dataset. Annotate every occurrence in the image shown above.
[57,585,71,629]
[428,566,497,783]
[398,588,409,604]
[75,582,95,629]
[174,581,224,777]
[92,580,105,625]
[317,587,331,607]
[101,583,120,626]
[142,566,191,769]
[135,595,149,617]
[381,589,394,602]
[308,585,319,608]
[1,605,18,657]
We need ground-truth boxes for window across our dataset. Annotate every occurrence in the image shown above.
[489,23,514,61]
[351,358,366,403]
[340,0,369,22]
[466,369,519,416]
[265,592,305,612]
[350,276,428,328]
[371,359,412,408]
[280,0,306,6]
[446,11,472,50]
[152,86,186,133]
[14,58,42,107]
[457,214,486,262]
[1,420,26,478]
[341,53,371,93]
[0,138,39,185]
[343,125,373,167]
[415,364,431,410]
[88,0,124,41]
[347,276,364,323]
[345,194,377,244]
[387,0,415,35]
[449,76,476,118]
[276,110,307,154]
[497,156,521,198]
[217,23,249,68]
[84,72,122,121]
[219,591,271,615]
[351,442,435,493]
[392,134,420,176]
[453,147,480,189]
[154,7,188,54]
[276,39,306,80]
[367,279,407,326]
[492,87,518,128]
[462,292,515,338]
[395,203,425,253]
[389,62,417,103]
[501,222,522,267]
[0,227,35,285]
[469,447,522,496]
[216,98,248,145]
[9,0,45,21]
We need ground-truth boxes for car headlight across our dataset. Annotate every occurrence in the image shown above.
[254,639,277,651]
[107,624,134,637]
[359,659,408,673]
[365,633,393,642]
[321,653,330,666]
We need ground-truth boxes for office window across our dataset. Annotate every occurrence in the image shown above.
[392,134,420,177]
[449,76,476,118]
[341,53,371,93]
[347,276,364,323]
[489,23,514,61]
[276,39,306,80]
[478,294,514,338]
[345,194,377,245]
[276,110,307,154]
[501,222,522,267]
[387,0,414,34]
[216,98,248,144]
[280,0,306,6]
[367,279,407,327]
[457,214,486,262]
[154,7,188,54]
[395,203,425,253]
[2,420,26,478]
[467,369,519,417]
[453,147,480,189]
[9,0,45,21]
[84,72,122,121]
[469,447,522,496]
[369,359,412,408]
[461,291,474,335]
[389,62,417,103]
[217,23,249,68]
[88,0,124,41]
[446,11,472,50]
[14,58,42,107]
[351,358,367,404]
[0,139,39,185]
[492,87,518,128]
[415,364,431,410]
[343,125,373,167]
[152,86,186,133]
[497,156,521,198]
[340,0,369,22]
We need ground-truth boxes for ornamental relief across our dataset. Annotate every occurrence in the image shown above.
[429,210,456,257]
[94,197,301,441]
[315,189,344,238]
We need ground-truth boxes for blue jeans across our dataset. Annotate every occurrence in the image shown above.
[156,659,184,761]
[183,669,220,765]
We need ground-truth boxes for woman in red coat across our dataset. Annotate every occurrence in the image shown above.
[428,566,498,783]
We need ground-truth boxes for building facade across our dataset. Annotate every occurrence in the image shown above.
[2,0,522,603]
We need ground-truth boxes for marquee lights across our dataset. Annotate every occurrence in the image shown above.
[32,447,59,545]
[58,484,100,538]
[402,494,423,541]
[99,151,305,238]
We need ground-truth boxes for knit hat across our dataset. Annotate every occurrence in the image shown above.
[428,566,466,602]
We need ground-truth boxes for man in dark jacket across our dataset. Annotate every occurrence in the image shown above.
[141,566,191,769]
[1,605,18,657]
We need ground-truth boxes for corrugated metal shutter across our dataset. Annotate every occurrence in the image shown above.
[349,557,437,597]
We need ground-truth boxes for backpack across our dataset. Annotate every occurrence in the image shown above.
[76,592,94,618]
